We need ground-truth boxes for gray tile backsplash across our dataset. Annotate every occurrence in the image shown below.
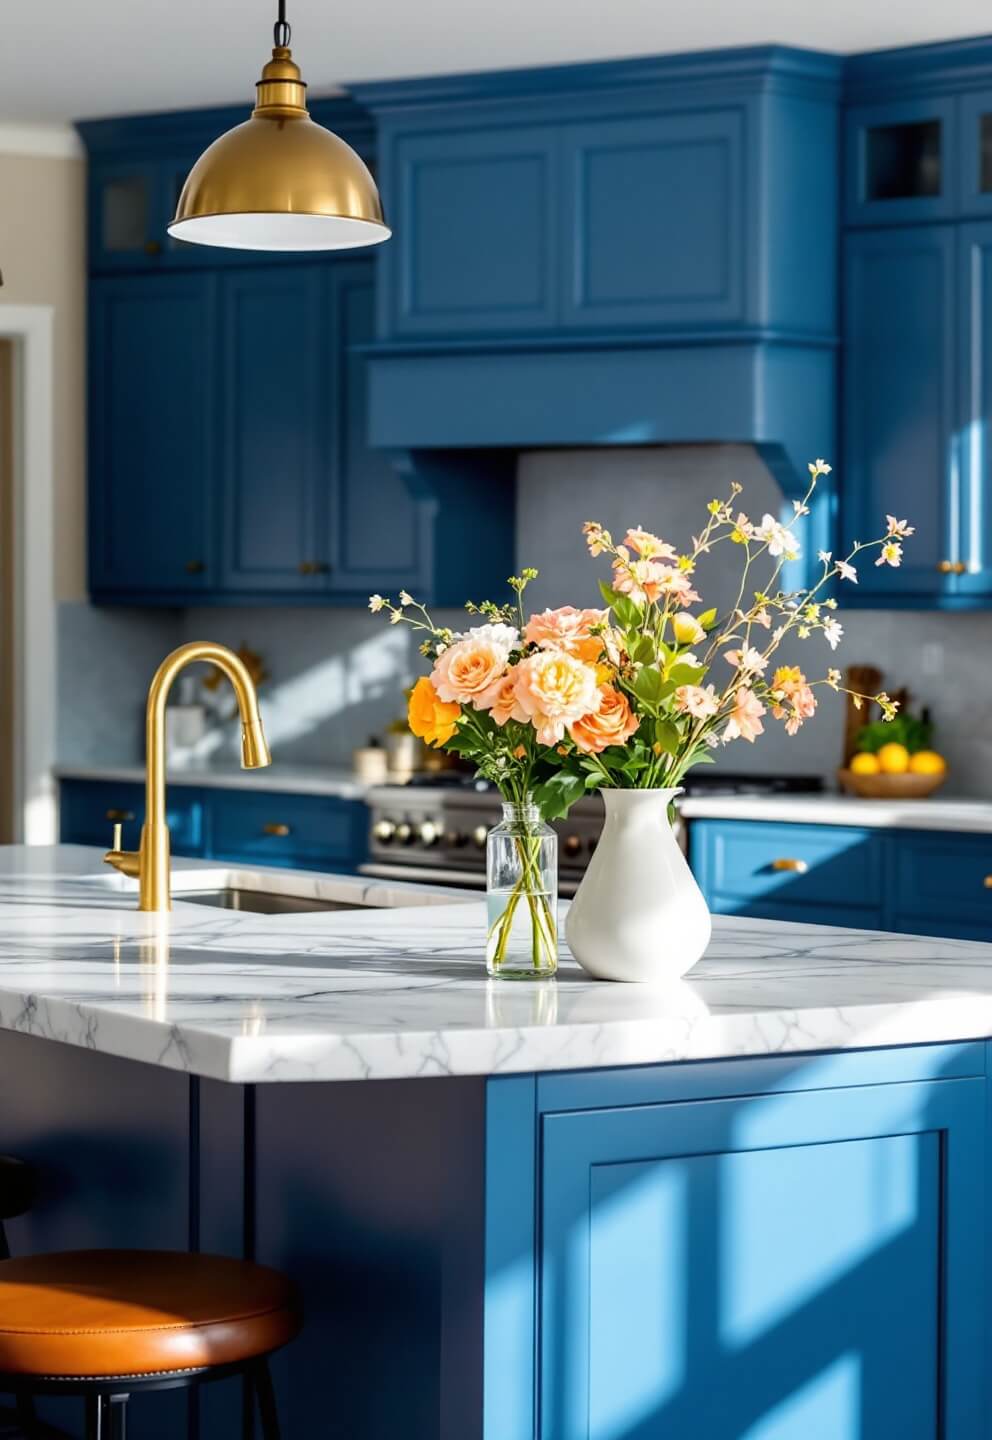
[57,446,992,793]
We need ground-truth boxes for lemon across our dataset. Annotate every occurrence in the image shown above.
[849,752,881,775]
[877,742,911,774]
[909,749,947,776]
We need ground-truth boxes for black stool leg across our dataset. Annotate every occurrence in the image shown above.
[15,1392,38,1437]
[252,1361,281,1440]
[84,1394,128,1440]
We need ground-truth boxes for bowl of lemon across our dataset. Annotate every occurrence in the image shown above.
[838,712,947,798]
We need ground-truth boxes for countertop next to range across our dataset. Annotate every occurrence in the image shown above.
[5,845,992,1086]
[56,763,992,834]
[679,793,992,833]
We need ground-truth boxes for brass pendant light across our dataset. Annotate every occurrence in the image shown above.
[168,0,389,252]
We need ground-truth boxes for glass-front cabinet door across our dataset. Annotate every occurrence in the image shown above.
[845,97,956,225]
[959,90,992,216]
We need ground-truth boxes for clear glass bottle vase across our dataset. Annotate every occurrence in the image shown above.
[486,798,558,979]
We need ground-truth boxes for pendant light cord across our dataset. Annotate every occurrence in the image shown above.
[273,0,291,48]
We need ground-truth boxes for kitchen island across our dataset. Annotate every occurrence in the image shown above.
[1,846,990,1439]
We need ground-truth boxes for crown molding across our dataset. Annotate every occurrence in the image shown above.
[0,124,84,159]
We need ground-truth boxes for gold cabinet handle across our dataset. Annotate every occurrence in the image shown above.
[937,560,967,574]
[983,876,992,889]
[105,808,136,823]
[262,823,291,837]
[771,857,809,874]
[184,559,206,575]
[143,240,162,256]
[298,561,329,575]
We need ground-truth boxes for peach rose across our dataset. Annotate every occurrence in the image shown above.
[478,668,529,726]
[568,686,640,754]
[408,676,460,748]
[432,636,510,706]
[514,650,601,746]
[523,606,608,665]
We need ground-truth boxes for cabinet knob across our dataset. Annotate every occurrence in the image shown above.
[143,240,162,256]
[262,822,291,837]
[984,876,992,889]
[184,559,206,575]
[105,808,136,823]
[298,561,329,575]
[937,560,967,575]
[771,857,809,874]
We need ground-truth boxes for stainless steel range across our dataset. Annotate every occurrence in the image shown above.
[361,773,824,895]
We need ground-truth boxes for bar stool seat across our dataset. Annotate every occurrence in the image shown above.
[0,1250,298,1380]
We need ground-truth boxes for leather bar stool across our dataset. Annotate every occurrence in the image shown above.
[0,1249,299,1439]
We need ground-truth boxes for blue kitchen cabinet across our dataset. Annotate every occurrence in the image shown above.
[842,226,957,602]
[58,778,367,873]
[691,819,885,930]
[690,818,992,940]
[363,50,841,347]
[88,273,217,598]
[956,221,992,598]
[959,88,992,217]
[219,266,326,594]
[59,779,205,856]
[488,1052,986,1440]
[844,95,957,226]
[209,789,367,872]
[325,268,433,596]
[559,108,746,332]
[381,122,559,338]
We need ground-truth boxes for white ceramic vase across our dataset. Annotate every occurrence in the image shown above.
[565,787,712,983]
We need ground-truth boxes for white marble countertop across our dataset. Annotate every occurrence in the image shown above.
[54,762,374,801]
[3,846,992,1084]
[680,792,992,833]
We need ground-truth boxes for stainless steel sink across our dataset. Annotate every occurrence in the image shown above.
[178,889,365,914]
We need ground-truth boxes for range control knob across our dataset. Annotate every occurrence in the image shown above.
[472,824,489,849]
[419,820,441,847]
[373,819,396,844]
[395,821,414,845]
[564,834,583,858]
[445,830,467,848]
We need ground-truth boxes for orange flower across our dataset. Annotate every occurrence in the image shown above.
[523,607,608,665]
[568,686,640,755]
[407,676,460,748]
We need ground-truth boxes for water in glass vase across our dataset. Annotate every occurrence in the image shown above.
[486,799,558,979]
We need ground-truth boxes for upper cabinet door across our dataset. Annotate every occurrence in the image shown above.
[89,274,215,596]
[958,90,992,217]
[89,161,168,271]
[842,227,956,600]
[559,109,746,331]
[385,124,558,336]
[955,222,992,597]
[325,266,428,596]
[219,267,327,594]
[845,97,957,226]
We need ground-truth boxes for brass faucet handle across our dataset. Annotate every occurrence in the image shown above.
[104,824,141,879]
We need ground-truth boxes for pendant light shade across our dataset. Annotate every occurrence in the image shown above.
[168,8,389,252]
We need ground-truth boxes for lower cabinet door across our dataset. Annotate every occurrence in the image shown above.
[539,1077,984,1439]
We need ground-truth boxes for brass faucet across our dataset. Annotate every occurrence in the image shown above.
[105,641,271,911]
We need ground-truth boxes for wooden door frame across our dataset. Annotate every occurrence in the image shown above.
[0,305,55,843]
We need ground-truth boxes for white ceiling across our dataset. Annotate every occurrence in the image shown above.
[5,0,992,126]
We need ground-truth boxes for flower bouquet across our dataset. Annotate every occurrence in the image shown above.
[371,461,909,981]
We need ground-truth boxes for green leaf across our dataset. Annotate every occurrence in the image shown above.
[533,772,586,822]
[629,634,655,665]
[697,607,719,631]
[653,719,680,756]
[668,662,706,686]
[632,666,674,710]
[597,580,641,631]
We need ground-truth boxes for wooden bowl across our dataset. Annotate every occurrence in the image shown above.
[837,767,947,800]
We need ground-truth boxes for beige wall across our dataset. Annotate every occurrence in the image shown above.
[0,147,86,601]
